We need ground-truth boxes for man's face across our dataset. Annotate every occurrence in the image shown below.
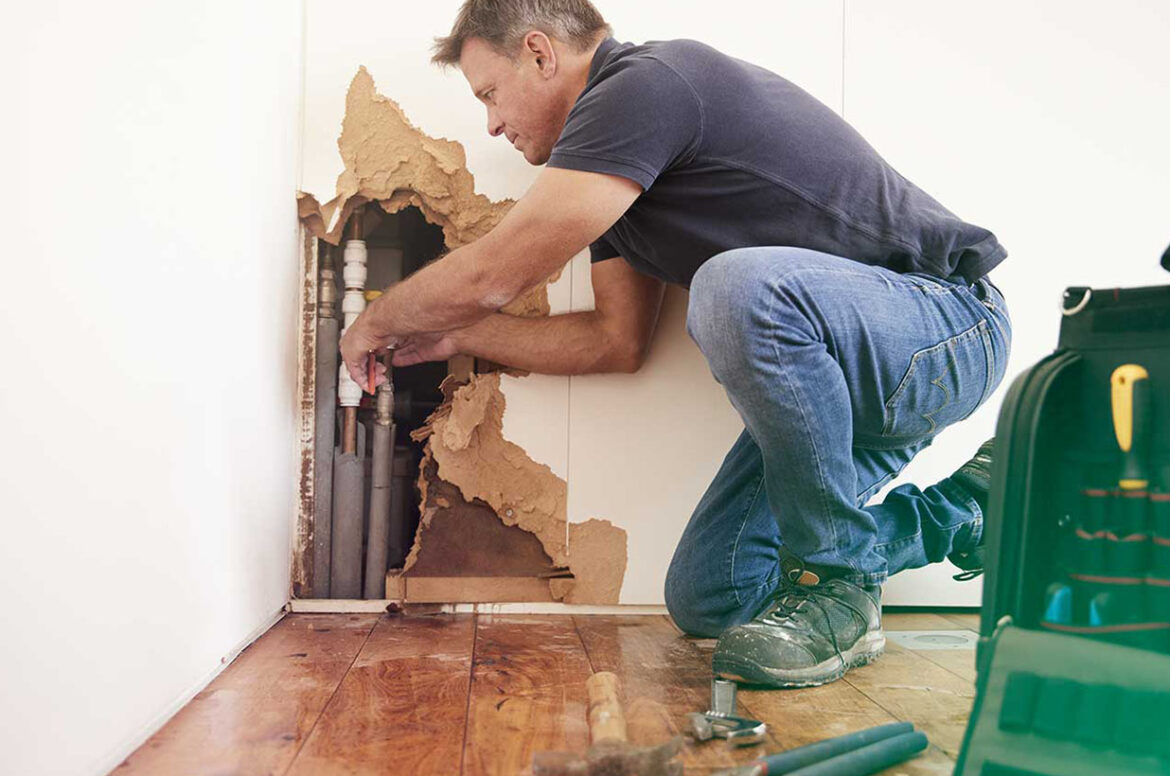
[460,36,568,166]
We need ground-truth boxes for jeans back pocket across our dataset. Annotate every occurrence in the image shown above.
[881,319,995,443]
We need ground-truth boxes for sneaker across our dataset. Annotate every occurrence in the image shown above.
[712,552,884,688]
[947,438,995,581]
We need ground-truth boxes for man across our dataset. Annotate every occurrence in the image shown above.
[340,0,1010,688]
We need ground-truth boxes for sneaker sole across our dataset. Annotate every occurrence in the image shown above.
[712,630,886,689]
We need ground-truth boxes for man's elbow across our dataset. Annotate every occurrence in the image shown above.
[463,277,510,317]
[611,341,649,374]
[472,264,546,314]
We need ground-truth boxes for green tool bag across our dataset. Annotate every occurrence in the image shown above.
[956,249,1170,775]
[954,623,1170,776]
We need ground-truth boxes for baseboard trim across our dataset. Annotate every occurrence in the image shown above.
[289,598,670,616]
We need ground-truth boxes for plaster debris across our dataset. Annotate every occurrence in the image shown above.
[297,66,553,318]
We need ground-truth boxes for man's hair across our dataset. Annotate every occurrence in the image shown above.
[432,0,611,68]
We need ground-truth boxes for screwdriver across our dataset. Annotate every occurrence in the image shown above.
[1112,364,1152,492]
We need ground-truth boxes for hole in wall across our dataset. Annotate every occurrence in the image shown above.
[296,70,628,605]
[318,205,448,579]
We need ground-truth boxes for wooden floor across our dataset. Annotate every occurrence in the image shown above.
[114,611,980,775]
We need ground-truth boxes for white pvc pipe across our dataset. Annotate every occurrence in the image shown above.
[337,238,368,408]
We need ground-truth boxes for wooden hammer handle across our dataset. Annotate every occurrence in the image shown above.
[585,671,627,744]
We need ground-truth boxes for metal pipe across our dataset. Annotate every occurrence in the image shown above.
[330,207,368,598]
[312,244,340,598]
[329,424,365,599]
[389,446,411,569]
[363,361,395,599]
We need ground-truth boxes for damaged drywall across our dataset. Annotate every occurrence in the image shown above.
[413,374,567,563]
[549,520,628,604]
[297,67,552,319]
[411,375,628,604]
[297,66,626,604]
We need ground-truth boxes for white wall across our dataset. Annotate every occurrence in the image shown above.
[300,0,1170,606]
[0,2,304,774]
[847,0,1170,604]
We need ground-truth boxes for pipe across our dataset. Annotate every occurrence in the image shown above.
[312,244,340,598]
[330,422,366,599]
[756,723,913,773]
[330,207,368,598]
[774,731,927,776]
[388,446,411,569]
[337,209,367,453]
[363,361,395,599]
[714,724,926,776]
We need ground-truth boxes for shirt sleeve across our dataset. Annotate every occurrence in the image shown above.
[547,56,703,191]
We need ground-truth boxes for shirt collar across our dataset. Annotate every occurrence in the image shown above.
[588,36,620,83]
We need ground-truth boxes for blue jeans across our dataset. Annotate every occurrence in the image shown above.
[664,247,1012,637]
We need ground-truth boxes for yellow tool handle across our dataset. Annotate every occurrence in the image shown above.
[1111,364,1151,490]
[586,671,628,744]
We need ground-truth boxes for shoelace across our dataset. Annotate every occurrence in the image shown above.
[761,561,846,669]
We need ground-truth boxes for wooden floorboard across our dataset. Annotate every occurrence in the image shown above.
[573,615,773,773]
[688,633,957,775]
[845,639,976,758]
[913,647,978,684]
[113,614,377,776]
[119,610,980,775]
[940,612,981,632]
[286,614,476,775]
[462,615,594,776]
[884,612,967,631]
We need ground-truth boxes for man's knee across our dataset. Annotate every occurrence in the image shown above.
[687,248,756,343]
[686,248,779,375]
[686,246,823,345]
[664,569,724,638]
[664,550,761,638]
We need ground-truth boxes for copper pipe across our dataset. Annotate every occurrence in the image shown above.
[342,407,358,455]
[347,204,365,241]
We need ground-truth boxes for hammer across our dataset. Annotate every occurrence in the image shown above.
[532,672,683,776]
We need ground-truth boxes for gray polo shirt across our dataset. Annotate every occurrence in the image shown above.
[546,37,1006,287]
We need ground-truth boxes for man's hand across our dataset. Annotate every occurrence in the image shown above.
[340,305,468,389]
[391,330,462,367]
[339,315,394,391]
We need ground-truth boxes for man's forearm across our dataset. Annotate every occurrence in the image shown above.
[452,311,639,376]
[367,243,498,342]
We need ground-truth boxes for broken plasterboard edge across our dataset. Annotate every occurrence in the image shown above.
[411,373,629,603]
[298,66,510,250]
[498,372,569,481]
[296,66,555,319]
[549,519,628,604]
[429,373,570,564]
